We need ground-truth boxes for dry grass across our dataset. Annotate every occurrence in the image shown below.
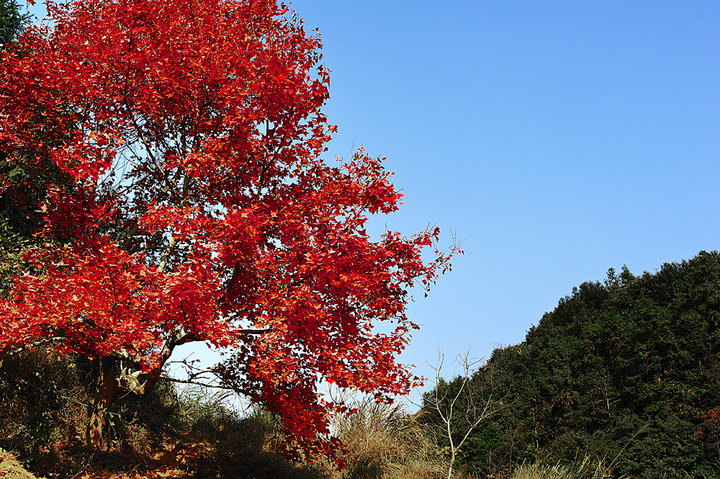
[314,396,619,479]
[0,448,44,479]
[465,456,617,479]
[506,461,612,479]
[322,397,445,479]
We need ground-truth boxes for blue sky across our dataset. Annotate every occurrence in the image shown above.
[288,1,720,387]
[24,1,720,400]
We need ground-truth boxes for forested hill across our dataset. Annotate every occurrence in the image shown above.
[423,251,720,478]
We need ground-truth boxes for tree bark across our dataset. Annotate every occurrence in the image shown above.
[84,328,200,449]
[86,356,119,450]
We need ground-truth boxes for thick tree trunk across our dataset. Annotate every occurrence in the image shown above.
[86,357,119,450]
[84,329,192,449]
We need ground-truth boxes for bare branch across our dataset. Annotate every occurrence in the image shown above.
[159,375,235,391]
[426,347,511,479]
[157,235,177,272]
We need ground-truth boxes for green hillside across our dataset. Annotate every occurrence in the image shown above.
[422,251,720,478]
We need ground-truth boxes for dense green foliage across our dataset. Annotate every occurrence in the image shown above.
[0,0,27,297]
[422,252,720,478]
[0,0,25,46]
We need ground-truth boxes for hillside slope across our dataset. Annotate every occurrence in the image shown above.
[423,251,720,478]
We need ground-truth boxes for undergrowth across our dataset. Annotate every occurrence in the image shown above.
[0,348,630,479]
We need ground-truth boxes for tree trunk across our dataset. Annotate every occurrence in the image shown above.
[447,450,455,479]
[84,329,191,449]
[86,357,119,450]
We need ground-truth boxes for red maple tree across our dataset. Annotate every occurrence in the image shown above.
[0,0,454,457]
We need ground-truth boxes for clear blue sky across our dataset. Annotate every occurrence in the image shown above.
[288,1,720,389]
[25,1,720,400]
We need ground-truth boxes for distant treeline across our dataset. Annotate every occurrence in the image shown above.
[421,251,720,478]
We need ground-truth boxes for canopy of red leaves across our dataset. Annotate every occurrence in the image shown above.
[0,0,454,459]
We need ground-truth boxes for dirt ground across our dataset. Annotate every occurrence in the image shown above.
[0,448,41,479]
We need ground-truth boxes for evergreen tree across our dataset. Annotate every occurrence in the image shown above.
[0,0,26,46]
[0,0,32,297]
